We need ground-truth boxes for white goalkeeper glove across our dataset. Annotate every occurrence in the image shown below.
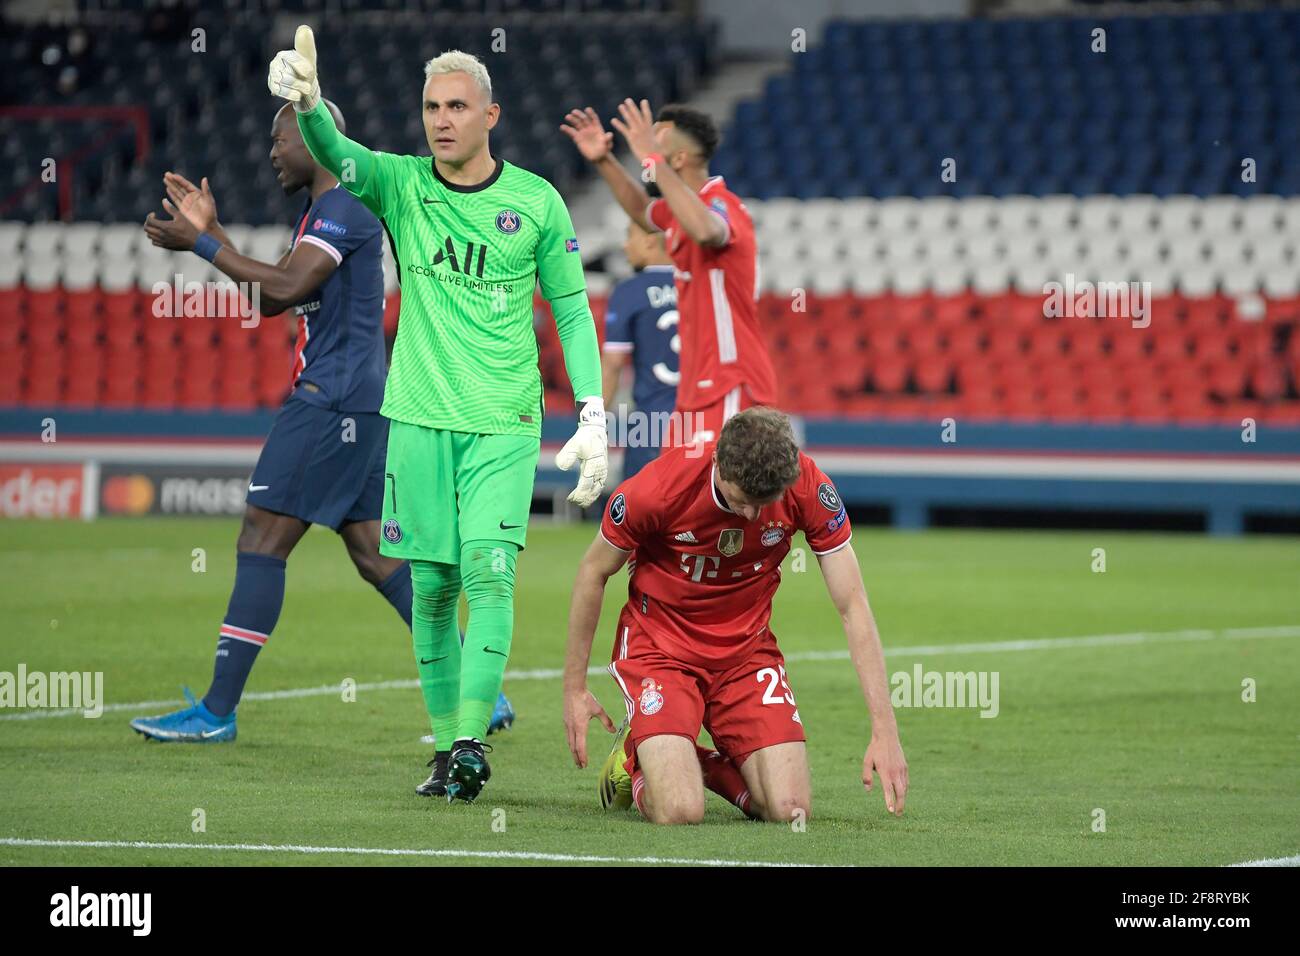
[555,397,609,508]
[267,24,321,113]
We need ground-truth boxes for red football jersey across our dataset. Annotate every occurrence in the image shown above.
[599,442,853,669]
[646,177,777,412]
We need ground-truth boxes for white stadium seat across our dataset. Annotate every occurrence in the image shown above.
[1076,196,1122,235]
[1113,195,1158,234]
[1153,195,1201,235]
[1032,195,1077,234]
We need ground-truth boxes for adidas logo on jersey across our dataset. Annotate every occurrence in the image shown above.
[674,531,698,543]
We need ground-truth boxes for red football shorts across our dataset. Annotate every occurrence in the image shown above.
[664,384,758,449]
[606,605,806,774]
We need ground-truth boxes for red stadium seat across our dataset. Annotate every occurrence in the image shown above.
[1150,329,1190,363]
[64,290,102,323]
[101,290,142,323]
[0,345,27,382]
[1206,362,1247,400]
[101,377,139,409]
[943,322,983,357]
[1026,327,1065,361]
[1107,329,1148,362]
[870,353,909,393]
[63,375,102,407]
[25,288,64,322]
[913,356,952,393]
[0,317,22,352]
[1249,363,1288,401]
[985,327,1027,360]
[906,323,942,356]
[139,377,177,410]
[1183,295,1228,328]
[24,311,64,349]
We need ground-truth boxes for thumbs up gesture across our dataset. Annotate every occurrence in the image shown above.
[268,24,321,112]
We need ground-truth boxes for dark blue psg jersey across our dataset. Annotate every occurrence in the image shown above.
[287,185,387,412]
[603,265,679,414]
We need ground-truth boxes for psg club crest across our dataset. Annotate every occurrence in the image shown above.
[382,518,402,543]
[639,677,664,716]
[718,528,744,557]
[817,481,842,512]
[495,209,521,234]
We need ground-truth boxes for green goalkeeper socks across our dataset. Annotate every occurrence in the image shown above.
[410,559,462,750]
[456,540,517,741]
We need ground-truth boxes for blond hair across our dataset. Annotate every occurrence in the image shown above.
[423,50,492,100]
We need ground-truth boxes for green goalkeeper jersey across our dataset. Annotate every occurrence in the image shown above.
[297,102,601,437]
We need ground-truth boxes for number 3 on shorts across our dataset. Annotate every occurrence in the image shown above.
[757,665,796,706]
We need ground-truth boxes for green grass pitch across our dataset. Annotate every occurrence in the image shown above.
[1,517,1297,866]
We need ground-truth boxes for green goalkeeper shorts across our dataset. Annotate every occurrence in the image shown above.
[378,421,541,563]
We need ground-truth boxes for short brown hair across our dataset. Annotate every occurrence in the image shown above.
[715,407,801,500]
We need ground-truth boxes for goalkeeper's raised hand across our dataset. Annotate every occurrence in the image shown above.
[267,24,320,112]
[555,398,609,508]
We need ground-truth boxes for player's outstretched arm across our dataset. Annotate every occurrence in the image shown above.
[563,534,627,768]
[267,25,389,217]
[610,98,727,247]
[560,107,654,232]
[817,542,909,817]
[143,201,337,316]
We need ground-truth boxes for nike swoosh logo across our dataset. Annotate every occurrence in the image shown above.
[419,656,446,665]
[422,198,449,205]
[499,521,522,530]
[248,484,269,492]
[483,647,508,657]
[200,727,229,738]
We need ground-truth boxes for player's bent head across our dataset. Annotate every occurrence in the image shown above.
[714,408,801,512]
[422,50,500,164]
[271,99,345,194]
[655,104,720,170]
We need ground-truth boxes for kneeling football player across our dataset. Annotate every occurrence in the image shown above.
[563,407,908,824]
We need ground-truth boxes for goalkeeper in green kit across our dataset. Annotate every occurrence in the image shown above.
[269,26,608,802]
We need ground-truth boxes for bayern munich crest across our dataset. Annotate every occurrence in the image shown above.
[495,209,521,234]
[639,677,664,716]
[382,518,402,543]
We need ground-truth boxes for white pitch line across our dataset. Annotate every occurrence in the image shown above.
[3,624,1297,723]
[0,837,816,868]
[1227,853,1300,867]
